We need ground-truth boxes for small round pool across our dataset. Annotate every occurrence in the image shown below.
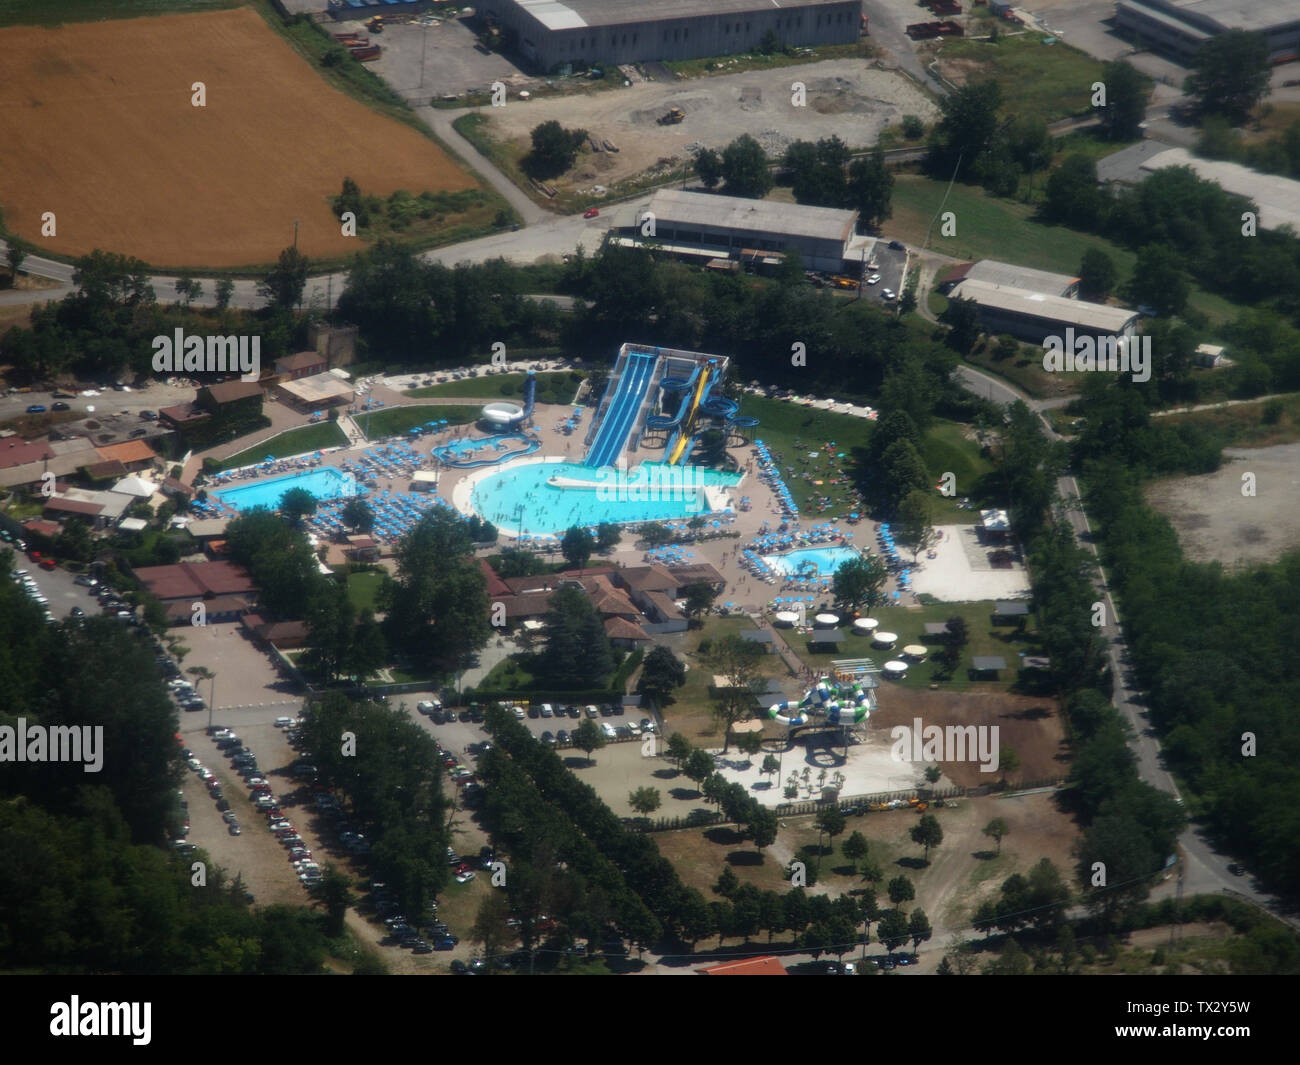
[762,546,860,577]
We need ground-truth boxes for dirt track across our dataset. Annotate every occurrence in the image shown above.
[0,8,477,268]
[482,59,937,192]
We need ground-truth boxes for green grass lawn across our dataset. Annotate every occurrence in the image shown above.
[0,0,236,24]
[735,396,991,521]
[354,404,481,440]
[788,599,1039,693]
[217,421,347,471]
[345,570,385,613]
[932,35,1102,125]
[405,371,584,405]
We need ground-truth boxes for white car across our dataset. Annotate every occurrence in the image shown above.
[866,273,881,285]
[274,716,293,728]
[585,705,600,718]
[881,288,896,301]
[512,706,525,720]
[625,721,642,737]
[187,757,202,771]
[455,871,476,884]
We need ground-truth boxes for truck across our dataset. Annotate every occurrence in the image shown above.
[658,107,685,125]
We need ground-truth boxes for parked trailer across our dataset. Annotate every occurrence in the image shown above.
[928,0,962,14]
[906,19,964,38]
[351,45,382,61]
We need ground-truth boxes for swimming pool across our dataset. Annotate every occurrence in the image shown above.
[470,460,742,535]
[762,546,860,577]
[433,433,540,468]
[213,467,361,512]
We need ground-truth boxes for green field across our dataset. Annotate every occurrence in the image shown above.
[345,570,385,614]
[0,0,236,25]
[354,404,481,440]
[931,35,1102,124]
[405,371,584,405]
[217,421,347,471]
[788,600,1039,693]
[733,396,992,522]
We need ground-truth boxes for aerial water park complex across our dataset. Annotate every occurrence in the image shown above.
[768,674,877,729]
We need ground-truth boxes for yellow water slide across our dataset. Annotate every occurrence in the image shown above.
[667,363,712,464]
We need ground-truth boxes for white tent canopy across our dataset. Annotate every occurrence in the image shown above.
[112,475,156,498]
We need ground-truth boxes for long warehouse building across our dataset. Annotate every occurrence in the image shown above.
[1114,0,1300,65]
[948,279,1140,344]
[491,0,862,72]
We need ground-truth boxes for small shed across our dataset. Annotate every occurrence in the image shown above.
[970,655,1007,678]
[808,629,845,652]
[993,600,1030,623]
[740,629,777,654]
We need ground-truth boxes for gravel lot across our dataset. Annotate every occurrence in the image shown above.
[1145,443,1300,569]
[480,59,937,191]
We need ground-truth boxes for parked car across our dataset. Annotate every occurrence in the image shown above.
[51,401,70,412]
[25,404,46,413]
[583,207,600,219]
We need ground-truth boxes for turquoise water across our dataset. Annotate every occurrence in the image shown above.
[763,546,860,576]
[471,461,741,535]
[214,467,360,511]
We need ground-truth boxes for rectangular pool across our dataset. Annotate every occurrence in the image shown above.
[213,467,360,512]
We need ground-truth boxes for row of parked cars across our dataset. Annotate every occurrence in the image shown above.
[10,568,54,623]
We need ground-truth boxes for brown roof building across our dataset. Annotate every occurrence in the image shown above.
[275,352,328,380]
[136,560,258,603]
[0,438,55,471]
[698,956,788,976]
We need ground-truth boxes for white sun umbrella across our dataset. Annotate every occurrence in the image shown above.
[902,644,928,658]
[814,613,840,627]
[774,611,799,626]
[883,660,909,677]
[852,617,879,633]
[873,631,898,647]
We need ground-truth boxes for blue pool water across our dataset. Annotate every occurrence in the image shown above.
[214,467,361,512]
[472,461,741,535]
[763,546,860,577]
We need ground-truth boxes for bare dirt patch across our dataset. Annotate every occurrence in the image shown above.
[0,8,478,268]
[1145,444,1300,568]
[479,59,937,195]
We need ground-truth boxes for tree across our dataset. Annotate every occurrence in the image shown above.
[342,497,375,534]
[683,748,715,793]
[842,830,868,874]
[877,908,909,954]
[526,120,587,179]
[908,907,933,952]
[983,817,1009,855]
[944,614,969,670]
[681,582,718,625]
[679,889,715,949]
[703,635,765,753]
[879,438,931,512]
[940,295,981,354]
[572,717,606,766]
[894,488,937,563]
[470,891,513,968]
[214,276,235,311]
[713,865,740,898]
[1078,248,1117,302]
[174,272,202,307]
[910,813,944,864]
[925,79,1004,180]
[279,487,318,526]
[887,875,915,909]
[346,610,387,684]
[815,806,846,875]
[595,523,621,551]
[831,552,888,613]
[720,134,773,199]
[628,786,662,817]
[999,745,1021,784]
[1184,30,1272,125]
[1123,244,1189,317]
[749,807,779,853]
[1043,154,1105,231]
[260,245,309,311]
[540,583,612,688]
[694,147,723,189]
[560,525,594,570]
[7,238,28,279]
[637,645,686,708]
[902,114,925,140]
[666,731,693,770]
[760,754,781,787]
[735,730,764,760]
[318,864,352,937]
[1098,60,1149,141]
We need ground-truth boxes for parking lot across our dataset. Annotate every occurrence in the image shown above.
[7,560,99,620]
[345,15,525,101]
[169,621,302,719]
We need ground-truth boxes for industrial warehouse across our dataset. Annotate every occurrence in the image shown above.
[490,0,862,72]
[946,279,1140,345]
[1114,0,1300,64]
[610,188,871,274]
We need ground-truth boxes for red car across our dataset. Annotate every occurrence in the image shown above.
[38,558,56,571]
[583,207,599,219]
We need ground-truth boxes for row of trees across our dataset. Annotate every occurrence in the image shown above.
[777,137,894,229]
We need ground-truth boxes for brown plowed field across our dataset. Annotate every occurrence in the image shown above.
[0,8,476,268]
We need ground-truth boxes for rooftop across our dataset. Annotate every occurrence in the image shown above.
[971,655,1008,671]
[965,260,1079,297]
[948,279,1139,333]
[1117,0,1300,35]
[515,0,843,31]
[278,373,354,405]
[275,351,328,374]
[136,560,257,601]
[646,189,858,245]
[698,955,789,976]
[1139,147,1300,233]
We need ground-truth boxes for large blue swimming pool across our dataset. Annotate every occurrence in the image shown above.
[471,461,741,535]
[214,467,361,512]
[762,546,861,577]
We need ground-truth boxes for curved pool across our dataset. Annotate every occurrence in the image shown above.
[762,545,860,577]
[470,460,742,535]
[213,467,361,512]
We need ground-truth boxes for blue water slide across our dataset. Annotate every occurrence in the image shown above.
[701,395,738,419]
[583,352,658,468]
[523,371,537,419]
[646,369,698,432]
[730,414,760,428]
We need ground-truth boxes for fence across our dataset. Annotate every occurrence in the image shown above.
[637,775,1069,832]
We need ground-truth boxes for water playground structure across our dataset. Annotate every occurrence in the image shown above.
[479,370,537,430]
[586,343,758,469]
[768,675,876,728]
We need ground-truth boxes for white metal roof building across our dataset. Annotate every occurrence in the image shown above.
[493,0,860,72]
[1138,147,1300,233]
[948,279,1139,343]
[964,260,1080,299]
[617,189,859,273]
[1114,0,1300,63]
